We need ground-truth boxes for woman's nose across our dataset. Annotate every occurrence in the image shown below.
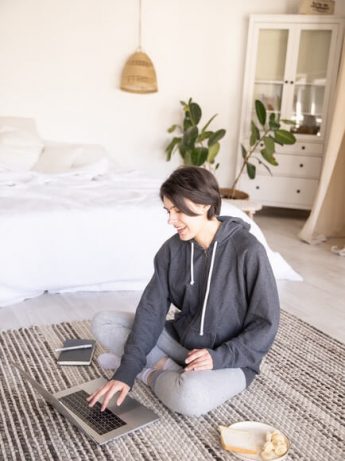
[168,213,177,225]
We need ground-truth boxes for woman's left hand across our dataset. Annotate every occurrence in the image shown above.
[184,348,213,371]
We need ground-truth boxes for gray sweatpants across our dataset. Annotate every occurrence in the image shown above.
[91,310,246,417]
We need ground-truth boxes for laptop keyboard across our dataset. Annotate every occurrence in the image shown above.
[59,389,127,435]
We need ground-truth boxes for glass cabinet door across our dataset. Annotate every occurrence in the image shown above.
[253,29,289,121]
[290,29,332,137]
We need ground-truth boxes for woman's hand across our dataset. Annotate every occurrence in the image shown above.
[87,379,130,412]
[184,348,213,371]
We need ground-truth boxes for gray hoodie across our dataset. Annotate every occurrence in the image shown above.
[113,216,280,388]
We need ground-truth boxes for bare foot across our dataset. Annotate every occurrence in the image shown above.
[153,356,169,370]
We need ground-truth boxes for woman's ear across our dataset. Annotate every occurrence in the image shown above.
[202,204,211,214]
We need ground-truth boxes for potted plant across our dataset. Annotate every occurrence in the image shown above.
[165,98,226,171]
[223,99,296,199]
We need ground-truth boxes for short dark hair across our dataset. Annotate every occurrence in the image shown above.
[160,166,221,219]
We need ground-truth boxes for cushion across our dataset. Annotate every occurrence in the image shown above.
[32,145,82,173]
[0,116,38,133]
[0,117,44,171]
[32,143,109,174]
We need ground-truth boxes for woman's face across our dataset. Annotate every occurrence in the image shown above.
[163,196,210,242]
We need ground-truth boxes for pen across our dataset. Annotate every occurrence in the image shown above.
[55,345,93,352]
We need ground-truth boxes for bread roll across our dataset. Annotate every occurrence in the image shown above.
[219,426,258,455]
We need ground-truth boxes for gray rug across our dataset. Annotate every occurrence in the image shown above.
[0,311,344,461]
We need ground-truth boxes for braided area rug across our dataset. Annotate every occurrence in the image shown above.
[0,310,344,461]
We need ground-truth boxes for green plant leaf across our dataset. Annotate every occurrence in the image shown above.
[182,126,198,148]
[178,141,187,160]
[260,148,278,166]
[208,129,226,146]
[167,124,179,133]
[191,147,208,166]
[189,102,202,126]
[241,144,247,159]
[263,136,275,155]
[255,99,266,126]
[246,162,256,179]
[201,113,217,132]
[250,121,260,146]
[269,118,280,130]
[207,142,220,163]
[197,131,212,142]
[183,117,193,131]
[183,149,193,165]
[165,137,181,161]
[269,134,283,146]
[275,129,296,145]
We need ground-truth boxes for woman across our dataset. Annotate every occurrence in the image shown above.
[87,166,279,417]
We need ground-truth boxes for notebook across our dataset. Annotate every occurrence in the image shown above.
[10,362,159,445]
[57,339,96,366]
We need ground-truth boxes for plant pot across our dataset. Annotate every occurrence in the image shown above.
[220,188,249,200]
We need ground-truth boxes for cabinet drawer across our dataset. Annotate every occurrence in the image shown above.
[239,175,319,209]
[274,142,323,156]
[259,154,322,178]
[246,139,323,156]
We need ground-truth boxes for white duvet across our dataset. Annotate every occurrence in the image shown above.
[0,167,301,307]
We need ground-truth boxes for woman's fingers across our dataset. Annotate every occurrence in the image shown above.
[185,349,207,362]
[185,348,213,371]
[87,380,129,411]
[87,383,111,407]
[117,385,130,406]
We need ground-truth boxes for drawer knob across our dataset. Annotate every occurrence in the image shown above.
[299,163,304,168]
[284,80,288,84]
[290,80,294,84]
[301,145,306,150]
[296,189,301,194]
[256,186,260,190]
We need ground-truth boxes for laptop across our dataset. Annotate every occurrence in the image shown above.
[10,362,159,445]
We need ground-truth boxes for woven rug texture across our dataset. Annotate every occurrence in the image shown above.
[0,310,344,461]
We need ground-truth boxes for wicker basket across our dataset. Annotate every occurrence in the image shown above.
[298,0,335,14]
[120,50,158,94]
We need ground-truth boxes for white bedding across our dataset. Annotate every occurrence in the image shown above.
[0,167,302,307]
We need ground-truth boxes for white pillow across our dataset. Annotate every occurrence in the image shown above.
[32,143,109,174]
[0,127,44,171]
[0,116,38,133]
[0,125,43,148]
[32,145,82,173]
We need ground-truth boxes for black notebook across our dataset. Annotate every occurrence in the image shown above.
[57,339,96,366]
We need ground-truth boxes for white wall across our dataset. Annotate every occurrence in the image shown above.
[0,0,344,186]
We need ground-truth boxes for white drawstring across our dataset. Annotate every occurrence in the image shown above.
[199,241,218,336]
[190,241,195,285]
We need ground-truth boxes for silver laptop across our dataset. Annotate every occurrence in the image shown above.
[10,362,159,445]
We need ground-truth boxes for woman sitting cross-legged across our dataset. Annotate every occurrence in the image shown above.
[87,166,280,417]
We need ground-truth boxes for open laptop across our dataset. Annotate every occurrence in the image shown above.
[10,362,159,445]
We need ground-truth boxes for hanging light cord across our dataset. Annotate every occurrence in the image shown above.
[138,0,142,50]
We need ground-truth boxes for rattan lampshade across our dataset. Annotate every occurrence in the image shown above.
[120,0,158,94]
[120,50,158,93]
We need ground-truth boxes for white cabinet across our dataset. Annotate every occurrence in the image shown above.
[236,15,344,209]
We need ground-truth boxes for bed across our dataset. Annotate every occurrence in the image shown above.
[0,117,301,307]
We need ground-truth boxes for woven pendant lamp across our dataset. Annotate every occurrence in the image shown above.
[120,0,158,93]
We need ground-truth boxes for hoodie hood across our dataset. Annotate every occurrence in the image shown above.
[214,216,251,245]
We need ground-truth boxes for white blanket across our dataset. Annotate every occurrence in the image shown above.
[0,168,301,307]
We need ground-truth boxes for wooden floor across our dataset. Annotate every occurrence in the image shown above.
[1,208,344,344]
